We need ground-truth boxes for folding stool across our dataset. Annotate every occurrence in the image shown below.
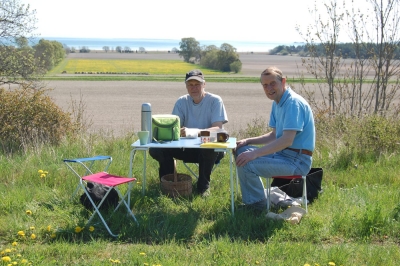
[63,156,138,237]
[265,175,308,213]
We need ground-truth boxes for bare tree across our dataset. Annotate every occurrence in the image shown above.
[0,0,37,45]
[0,0,42,86]
[296,0,400,117]
[102,46,110,53]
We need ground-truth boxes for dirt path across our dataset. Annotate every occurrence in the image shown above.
[46,80,272,136]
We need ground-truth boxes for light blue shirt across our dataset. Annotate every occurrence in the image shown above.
[172,92,228,129]
[269,87,315,151]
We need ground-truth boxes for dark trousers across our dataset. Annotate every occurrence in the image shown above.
[149,148,224,193]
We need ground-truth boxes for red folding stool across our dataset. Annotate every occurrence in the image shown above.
[266,175,308,213]
[63,156,138,237]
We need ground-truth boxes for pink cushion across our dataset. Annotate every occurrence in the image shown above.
[82,172,136,187]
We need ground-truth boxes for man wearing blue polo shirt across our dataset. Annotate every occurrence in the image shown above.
[235,66,315,211]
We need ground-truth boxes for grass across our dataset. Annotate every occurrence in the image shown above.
[1,121,400,265]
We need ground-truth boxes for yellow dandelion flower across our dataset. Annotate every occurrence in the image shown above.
[26,210,32,215]
[40,174,46,178]
[51,233,56,238]
[30,233,36,240]
[139,252,146,256]
[328,263,336,266]
[2,256,11,262]
[12,262,17,265]
[46,225,51,232]
[256,261,260,264]
[143,263,149,266]
[12,242,17,246]
[16,254,21,257]
[4,249,11,253]
[38,170,43,174]
[113,259,121,264]
[75,226,83,233]
[17,231,25,237]
[21,259,28,264]
[304,264,311,266]
[89,226,95,232]
[30,226,35,230]
[44,171,49,174]
[136,181,141,184]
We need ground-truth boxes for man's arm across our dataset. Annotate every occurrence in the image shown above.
[235,130,297,167]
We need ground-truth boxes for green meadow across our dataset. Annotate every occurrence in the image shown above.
[1,116,400,265]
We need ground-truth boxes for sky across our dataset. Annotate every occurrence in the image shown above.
[21,0,317,43]
[21,0,370,43]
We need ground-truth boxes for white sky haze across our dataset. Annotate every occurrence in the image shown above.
[21,0,373,43]
[23,0,316,42]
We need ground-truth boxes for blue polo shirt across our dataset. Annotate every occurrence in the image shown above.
[269,87,315,151]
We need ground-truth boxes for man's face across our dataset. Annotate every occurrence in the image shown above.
[186,79,205,103]
[260,74,286,103]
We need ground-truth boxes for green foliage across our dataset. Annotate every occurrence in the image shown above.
[0,85,77,154]
[178,37,200,63]
[229,60,242,73]
[314,113,400,169]
[199,43,242,73]
[33,39,65,71]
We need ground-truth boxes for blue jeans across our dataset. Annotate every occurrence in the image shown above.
[236,146,312,205]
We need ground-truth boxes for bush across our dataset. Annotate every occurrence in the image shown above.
[230,60,242,73]
[0,85,77,154]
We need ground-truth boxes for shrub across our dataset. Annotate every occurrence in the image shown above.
[0,85,77,154]
[229,60,242,73]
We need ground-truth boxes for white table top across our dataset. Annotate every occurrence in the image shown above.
[131,137,237,149]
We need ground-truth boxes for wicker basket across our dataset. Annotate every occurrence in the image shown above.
[160,160,192,198]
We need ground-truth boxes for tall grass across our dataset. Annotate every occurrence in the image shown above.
[1,115,400,265]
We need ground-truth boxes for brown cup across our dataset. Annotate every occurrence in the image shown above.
[217,132,229,142]
[200,130,210,136]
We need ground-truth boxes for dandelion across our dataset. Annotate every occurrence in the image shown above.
[38,170,43,174]
[75,226,83,233]
[11,242,17,246]
[255,261,260,265]
[40,173,46,178]
[30,233,36,240]
[46,225,51,232]
[21,259,28,264]
[139,252,146,256]
[89,226,95,232]
[2,256,11,262]
[30,226,35,230]
[143,263,149,266]
[304,264,311,266]
[17,231,25,237]
[328,262,336,266]
[4,249,11,254]
[26,210,32,215]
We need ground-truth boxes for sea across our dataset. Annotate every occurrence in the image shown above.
[35,37,303,53]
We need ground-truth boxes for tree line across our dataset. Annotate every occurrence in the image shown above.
[269,43,400,59]
[0,37,65,85]
[178,37,242,73]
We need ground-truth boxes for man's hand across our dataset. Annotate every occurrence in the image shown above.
[236,139,247,149]
[235,150,257,167]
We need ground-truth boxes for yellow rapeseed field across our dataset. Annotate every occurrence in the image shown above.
[61,59,223,75]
